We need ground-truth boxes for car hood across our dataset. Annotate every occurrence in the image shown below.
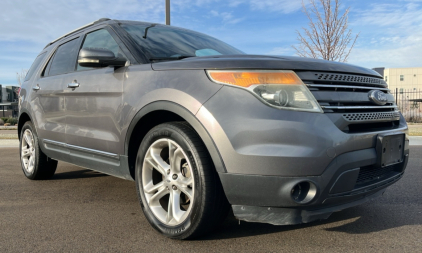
[151,55,381,77]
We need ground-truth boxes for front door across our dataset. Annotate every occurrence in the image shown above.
[64,28,127,169]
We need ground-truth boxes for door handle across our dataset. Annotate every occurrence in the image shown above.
[33,84,40,91]
[67,82,80,89]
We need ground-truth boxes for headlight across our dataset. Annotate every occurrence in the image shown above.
[206,70,323,113]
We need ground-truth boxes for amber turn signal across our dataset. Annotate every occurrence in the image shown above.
[207,70,303,88]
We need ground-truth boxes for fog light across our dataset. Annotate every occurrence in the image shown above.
[291,181,317,204]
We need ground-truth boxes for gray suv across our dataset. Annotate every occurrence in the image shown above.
[19,18,409,239]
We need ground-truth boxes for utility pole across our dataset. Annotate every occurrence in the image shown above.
[165,0,170,25]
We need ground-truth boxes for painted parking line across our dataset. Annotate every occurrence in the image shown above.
[0,139,19,148]
[409,136,422,146]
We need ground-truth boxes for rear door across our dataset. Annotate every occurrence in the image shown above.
[64,27,128,170]
[31,37,81,161]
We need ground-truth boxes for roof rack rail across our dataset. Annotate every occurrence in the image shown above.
[44,18,111,48]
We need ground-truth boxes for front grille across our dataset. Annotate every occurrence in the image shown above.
[307,83,396,113]
[343,112,400,122]
[356,165,396,185]
[348,121,400,133]
[297,71,395,113]
[296,71,400,132]
[314,73,386,86]
[353,159,405,190]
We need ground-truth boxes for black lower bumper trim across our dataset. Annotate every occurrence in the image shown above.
[232,189,385,225]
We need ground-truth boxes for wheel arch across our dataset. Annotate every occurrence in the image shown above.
[18,109,33,140]
[125,101,226,180]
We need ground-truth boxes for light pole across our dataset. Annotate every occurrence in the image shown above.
[165,0,170,25]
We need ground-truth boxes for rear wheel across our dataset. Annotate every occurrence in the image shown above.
[135,122,229,239]
[19,121,57,180]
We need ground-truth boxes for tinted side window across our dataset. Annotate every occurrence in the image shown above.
[47,39,80,76]
[77,29,126,71]
[24,52,46,81]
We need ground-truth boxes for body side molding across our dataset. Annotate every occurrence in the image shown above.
[43,139,120,160]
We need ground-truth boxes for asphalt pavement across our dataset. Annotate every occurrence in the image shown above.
[0,146,421,252]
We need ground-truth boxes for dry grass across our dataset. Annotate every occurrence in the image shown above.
[407,123,422,136]
[0,134,18,139]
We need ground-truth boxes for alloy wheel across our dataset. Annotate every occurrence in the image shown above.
[142,138,194,226]
[21,129,36,174]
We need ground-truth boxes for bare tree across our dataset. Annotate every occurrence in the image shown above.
[292,0,359,62]
[16,69,28,87]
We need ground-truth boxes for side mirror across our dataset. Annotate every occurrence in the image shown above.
[78,48,127,68]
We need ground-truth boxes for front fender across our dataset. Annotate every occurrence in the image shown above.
[124,100,226,173]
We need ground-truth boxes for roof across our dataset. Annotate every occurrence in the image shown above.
[44,18,112,48]
[44,19,177,49]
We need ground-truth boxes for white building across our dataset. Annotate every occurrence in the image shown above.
[374,67,422,92]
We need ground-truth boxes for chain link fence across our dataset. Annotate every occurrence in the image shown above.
[394,88,422,123]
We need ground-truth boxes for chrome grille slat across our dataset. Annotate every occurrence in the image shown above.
[307,84,390,92]
[321,105,397,110]
[314,73,387,86]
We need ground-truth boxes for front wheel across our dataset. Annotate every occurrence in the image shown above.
[19,121,57,180]
[135,122,229,239]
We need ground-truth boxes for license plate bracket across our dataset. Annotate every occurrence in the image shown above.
[376,133,405,168]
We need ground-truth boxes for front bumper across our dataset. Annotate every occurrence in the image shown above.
[197,85,409,225]
[232,188,386,225]
[218,147,408,208]
[218,147,407,224]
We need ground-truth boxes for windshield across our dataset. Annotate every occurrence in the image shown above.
[121,24,244,61]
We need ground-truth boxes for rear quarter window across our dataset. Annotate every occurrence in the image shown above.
[24,52,46,81]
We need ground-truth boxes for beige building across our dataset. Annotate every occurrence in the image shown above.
[382,67,422,92]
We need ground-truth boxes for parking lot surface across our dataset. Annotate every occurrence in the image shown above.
[0,147,421,252]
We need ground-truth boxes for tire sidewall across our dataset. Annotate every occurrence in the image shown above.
[135,125,204,238]
[19,122,40,179]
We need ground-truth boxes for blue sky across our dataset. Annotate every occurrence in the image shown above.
[1,0,422,86]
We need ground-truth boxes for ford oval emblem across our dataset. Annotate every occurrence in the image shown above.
[368,90,388,105]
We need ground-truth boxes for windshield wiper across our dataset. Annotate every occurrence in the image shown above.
[149,55,194,62]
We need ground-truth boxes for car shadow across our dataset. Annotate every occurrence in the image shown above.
[52,169,109,180]
[200,213,314,240]
[200,203,421,240]
[322,204,421,234]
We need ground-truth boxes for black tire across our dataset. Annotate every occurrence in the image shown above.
[19,121,58,180]
[135,122,229,239]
